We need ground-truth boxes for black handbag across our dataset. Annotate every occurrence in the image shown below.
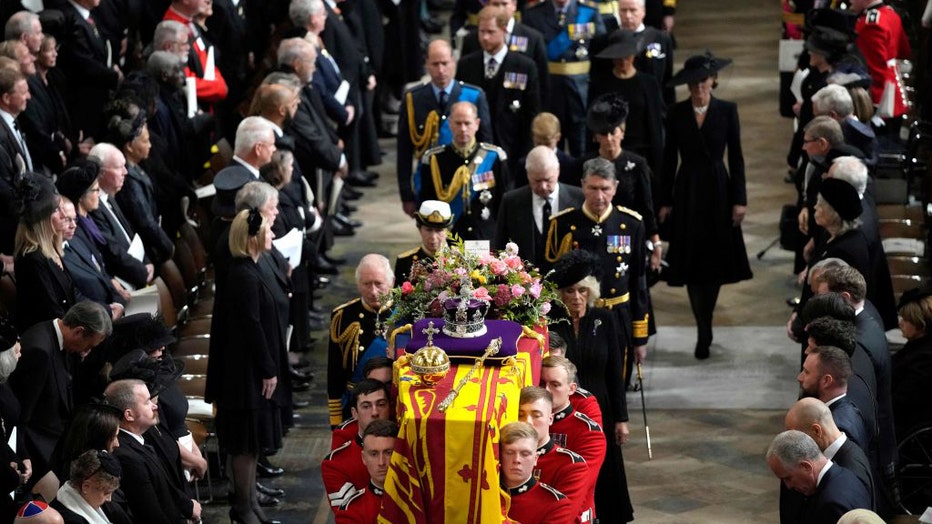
[779,204,800,251]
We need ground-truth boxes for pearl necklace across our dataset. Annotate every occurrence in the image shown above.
[693,104,709,115]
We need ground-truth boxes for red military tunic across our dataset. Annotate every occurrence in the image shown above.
[535,438,593,523]
[163,8,229,104]
[854,2,910,118]
[570,387,603,428]
[334,482,384,524]
[549,402,605,516]
[331,418,359,450]
[505,476,576,524]
[321,436,369,512]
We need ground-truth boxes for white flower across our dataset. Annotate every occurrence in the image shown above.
[505,242,519,256]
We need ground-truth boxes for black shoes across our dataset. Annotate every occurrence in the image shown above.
[312,254,338,275]
[256,457,284,478]
[257,483,285,497]
[289,367,313,382]
[329,218,355,237]
[334,213,363,229]
[345,171,378,187]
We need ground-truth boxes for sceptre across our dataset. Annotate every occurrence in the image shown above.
[438,337,501,412]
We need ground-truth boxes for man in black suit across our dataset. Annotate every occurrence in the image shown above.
[56,0,122,141]
[206,0,252,141]
[767,430,870,524]
[457,6,541,179]
[784,398,875,521]
[9,301,112,486]
[0,67,29,259]
[798,344,872,454]
[105,378,202,524]
[88,143,154,290]
[459,0,549,101]
[397,39,493,217]
[494,146,582,269]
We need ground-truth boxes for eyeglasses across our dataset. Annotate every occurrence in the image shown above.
[802,138,821,144]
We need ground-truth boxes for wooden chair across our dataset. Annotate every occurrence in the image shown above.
[887,256,932,277]
[160,260,190,325]
[186,417,218,503]
[877,205,925,222]
[177,374,207,398]
[175,354,209,375]
[173,239,200,303]
[173,335,210,357]
[879,219,925,240]
[891,274,932,302]
[154,277,177,330]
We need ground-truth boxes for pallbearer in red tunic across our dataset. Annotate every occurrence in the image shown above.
[500,422,576,524]
[546,334,604,426]
[334,419,399,523]
[540,356,605,515]
[519,387,593,522]
[322,380,391,511]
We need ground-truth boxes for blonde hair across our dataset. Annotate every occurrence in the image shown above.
[228,209,269,258]
[14,204,63,259]
[532,112,561,142]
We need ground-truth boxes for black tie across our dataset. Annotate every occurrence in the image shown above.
[542,197,552,226]
[558,10,567,27]
[438,90,448,114]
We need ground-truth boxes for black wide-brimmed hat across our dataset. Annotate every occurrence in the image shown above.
[819,177,862,221]
[898,285,932,310]
[110,348,185,397]
[111,313,177,355]
[668,52,732,86]
[595,29,643,60]
[805,26,850,62]
[550,249,603,289]
[587,93,629,135]
[14,172,60,226]
[804,8,858,37]
[56,160,100,206]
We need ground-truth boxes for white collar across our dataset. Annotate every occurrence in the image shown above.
[232,156,261,178]
[119,427,145,445]
[824,393,846,407]
[56,482,112,524]
[533,186,559,206]
[484,46,508,65]
[0,110,15,129]
[634,23,646,32]
[52,319,64,353]
[816,460,833,487]
[506,18,516,34]
[823,433,846,460]
[68,0,91,20]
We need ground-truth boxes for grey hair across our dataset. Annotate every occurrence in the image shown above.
[525,145,560,177]
[804,116,844,147]
[830,156,868,196]
[355,254,393,283]
[811,84,853,118]
[146,50,183,78]
[104,378,146,414]
[234,116,275,156]
[69,450,120,489]
[63,301,113,337]
[262,71,303,90]
[152,20,188,51]
[4,11,39,41]
[288,0,324,27]
[235,181,278,212]
[88,142,122,170]
[582,156,616,182]
[766,430,823,470]
[277,37,314,68]
[815,194,860,236]
[807,257,848,285]
[837,509,886,524]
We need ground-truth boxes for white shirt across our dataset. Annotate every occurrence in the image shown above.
[823,433,847,460]
[484,46,508,77]
[119,427,145,445]
[232,156,261,179]
[52,319,64,353]
[99,192,132,243]
[67,0,91,20]
[816,460,834,488]
[533,186,560,232]
[824,393,846,407]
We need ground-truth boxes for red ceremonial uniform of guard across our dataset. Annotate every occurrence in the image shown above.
[570,387,603,427]
[333,482,384,523]
[505,476,577,524]
[549,403,605,512]
[854,2,910,118]
[535,438,593,522]
[321,436,369,511]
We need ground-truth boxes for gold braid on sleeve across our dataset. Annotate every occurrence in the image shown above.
[330,309,363,370]
[544,220,573,263]
[430,156,471,208]
[407,92,441,159]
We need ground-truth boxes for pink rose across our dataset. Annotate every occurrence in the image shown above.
[401,281,415,295]
[529,282,542,299]
[489,259,508,276]
[540,302,552,315]
[504,255,523,270]
[478,253,493,265]
[511,284,525,298]
[474,287,491,300]
[519,271,532,284]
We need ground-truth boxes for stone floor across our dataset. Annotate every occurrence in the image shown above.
[198,0,875,521]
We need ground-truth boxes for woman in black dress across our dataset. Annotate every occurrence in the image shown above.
[548,250,633,523]
[890,288,932,442]
[13,173,76,333]
[660,52,752,359]
[207,209,286,524]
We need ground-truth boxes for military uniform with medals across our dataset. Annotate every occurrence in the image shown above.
[418,141,508,241]
[393,246,434,285]
[327,298,393,426]
[544,204,649,377]
[396,81,494,207]
[522,0,605,157]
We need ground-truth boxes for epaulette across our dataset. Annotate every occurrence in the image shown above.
[324,439,354,461]
[538,482,568,500]
[338,487,366,510]
[478,142,508,160]
[555,447,586,464]
[333,297,361,312]
[422,145,446,162]
[574,411,603,432]
[575,387,594,398]
[336,417,358,430]
[397,246,421,258]
[550,207,575,219]
[616,205,643,221]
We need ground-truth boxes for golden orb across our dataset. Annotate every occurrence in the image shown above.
[410,345,450,386]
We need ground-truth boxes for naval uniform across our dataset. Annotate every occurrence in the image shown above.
[394,246,435,285]
[396,81,493,207]
[327,298,393,426]
[418,141,508,241]
[522,0,605,157]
